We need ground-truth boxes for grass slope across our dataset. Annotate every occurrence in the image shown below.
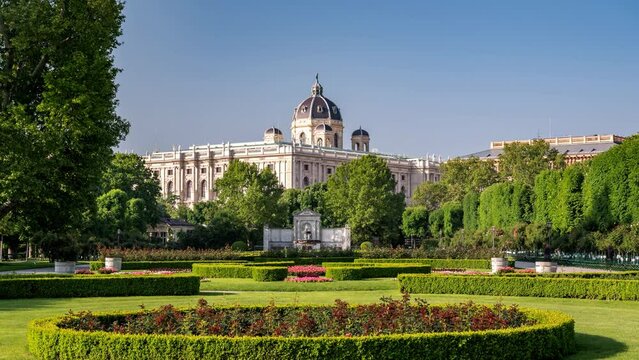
[199,277,398,292]
[0,282,637,359]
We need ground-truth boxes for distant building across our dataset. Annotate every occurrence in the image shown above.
[147,218,195,242]
[464,134,625,166]
[143,76,442,206]
[263,209,350,250]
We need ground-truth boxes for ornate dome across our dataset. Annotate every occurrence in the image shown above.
[352,127,369,137]
[264,127,283,135]
[293,77,342,122]
[315,124,333,131]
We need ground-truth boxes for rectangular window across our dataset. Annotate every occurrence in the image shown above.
[215,167,222,173]
[153,170,160,177]
[401,175,405,181]
[167,170,173,175]
[160,232,167,238]
[186,168,192,174]
[201,168,207,174]
[327,168,332,175]
[304,164,309,171]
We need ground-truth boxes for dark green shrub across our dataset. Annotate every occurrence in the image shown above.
[28,307,575,360]
[251,267,288,281]
[0,275,200,299]
[244,261,295,267]
[354,258,490,269]
[360,264,430,278]
[399,274,639,300]
[231,241,248,251]
[325,266,363,280]
[254,257,355,265]
[359,241,373,250]
[191,264,253,278]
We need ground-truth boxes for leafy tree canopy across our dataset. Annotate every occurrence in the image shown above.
[440,157,500,201]
[499,139,564,186]
[411,182,450,211]
[0,0,128,237]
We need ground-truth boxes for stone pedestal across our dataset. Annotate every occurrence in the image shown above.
[491,257,509,273]
[105,257,122,271]
[54,261,76,274]
[535,261,558,273]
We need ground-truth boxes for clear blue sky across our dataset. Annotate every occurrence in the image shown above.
[115,0,638,157]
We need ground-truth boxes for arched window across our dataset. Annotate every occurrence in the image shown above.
[326,139,332,147]
[303,176,310,187]
[166,181,173,195]
[299,132,306,144]
[334,133,339,148]
[317,138,323,147]
[355,142,360,151]
[186,180,192,199]
[364,143,369,152]
[201,180,207,199]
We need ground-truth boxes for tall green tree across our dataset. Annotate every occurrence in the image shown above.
[402,206,429,239]
[215,160,283,245]
[0,1,128,241]
[462,191,480,231]
[100,153,161,225]
[440,157,500,201]
[499,139,564,186]
[478,182,532,230]
[410,182,450,211]
[326,155,405,245]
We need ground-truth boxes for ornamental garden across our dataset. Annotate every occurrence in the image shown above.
[3,247,639,359]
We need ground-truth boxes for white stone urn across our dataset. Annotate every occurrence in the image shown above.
[491,257,509,274]
[54,261,76,274]
[104,257,122,271]
[535,261,558,273]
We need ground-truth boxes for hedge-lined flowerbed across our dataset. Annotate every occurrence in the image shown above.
[0,275,200,299]
[325,264,431,280]
[254,257,355,265]
[398,274,639,300]
[27,304,575,359]
[192,264,288,282]
[500,271,639,279]
[354,258,491,269]
[89,260,247,271]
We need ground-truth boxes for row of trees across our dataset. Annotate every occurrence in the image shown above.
[404,136,639,254]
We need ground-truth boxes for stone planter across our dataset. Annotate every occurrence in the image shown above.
[535,261,558,273]
[491,257,509,274]
[104,257,122,271]
[54,261,76,274]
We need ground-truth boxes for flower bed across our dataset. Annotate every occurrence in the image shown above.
[285,276,333,283]
[28,297,575,359]
[354,258,491,269]
[325,264,431,280]
[288,265,325,277]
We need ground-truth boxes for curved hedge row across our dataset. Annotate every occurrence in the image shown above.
[398,274,639,300]
[325,264,431,280]
[27,308,575,360]
[192,264,288,281]
[0,275,200,299]
[354,258,491,269]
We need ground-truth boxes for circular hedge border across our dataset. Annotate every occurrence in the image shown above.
[28,307,575,360]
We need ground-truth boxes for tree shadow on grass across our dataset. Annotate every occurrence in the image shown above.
[568,333,628,359]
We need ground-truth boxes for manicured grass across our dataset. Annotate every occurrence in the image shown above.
[199,277,398,292]
[0,261,52,273]
[1,290,638,359]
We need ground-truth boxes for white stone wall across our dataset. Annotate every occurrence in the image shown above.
[263,228,294,250]
[321,228,351,250]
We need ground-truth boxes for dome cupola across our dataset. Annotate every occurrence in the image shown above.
[264,126,284,143]
[351,126,370,152]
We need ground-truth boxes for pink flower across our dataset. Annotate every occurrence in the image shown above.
[285,276,333,283]
[287,265,326,277]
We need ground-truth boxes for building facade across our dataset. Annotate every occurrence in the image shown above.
[143,77,442,206]
[464,134,625,166]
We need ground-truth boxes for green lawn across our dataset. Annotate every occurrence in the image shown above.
[0,261,52,273]
[1,280,638,359]
[200,277,398,291]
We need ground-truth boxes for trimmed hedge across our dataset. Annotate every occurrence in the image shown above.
[0,275,200,299]
[27,307,575,360]
[192,264,253,279]
[251,267,288,281]
[399,274,639,300]
[255,257,355,265]
[354,258,490,269]
[325,266,363,280]
[325,264,431,280]
[501,271,639,279]
[90,260,247,271]
[244,261,295,267]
